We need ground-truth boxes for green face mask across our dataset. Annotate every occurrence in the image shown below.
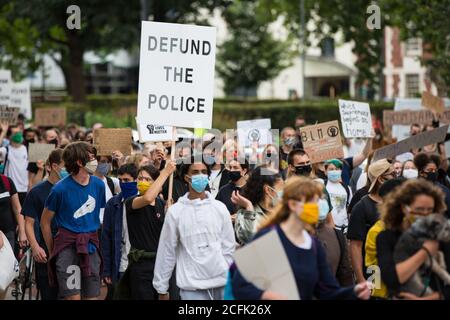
[11,132,24,144]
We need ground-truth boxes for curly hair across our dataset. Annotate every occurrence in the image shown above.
[380,179,446,232]
[241,166,282,207]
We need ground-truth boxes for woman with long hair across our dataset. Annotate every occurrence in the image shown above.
[232,176,371,300]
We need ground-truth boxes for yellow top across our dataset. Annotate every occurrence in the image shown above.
[365,220,388,298]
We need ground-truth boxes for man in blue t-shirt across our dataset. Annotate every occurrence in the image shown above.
[41,142,105,300]
[22,148,66,300]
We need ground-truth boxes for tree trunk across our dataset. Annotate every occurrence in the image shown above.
[152,0,166,22]
[66,30,86,102]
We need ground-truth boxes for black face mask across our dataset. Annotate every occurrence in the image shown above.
[294,164,312,176]
[48,139,58,145]
[316,169,327,180]
[229,170,242,182]
[425,171,438,183]
[26,138,35,144]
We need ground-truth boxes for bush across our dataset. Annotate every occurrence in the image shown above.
[32,95,394,130]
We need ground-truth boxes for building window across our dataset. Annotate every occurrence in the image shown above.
[405,74,420,97]
[405,38,421,56]
[320,37,335,58]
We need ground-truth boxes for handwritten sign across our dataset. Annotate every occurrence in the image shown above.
[0,70,11,109]
[339,99,372,138]
[373,125,449,161]
[0,106,20,125]
[10,81,32,119]
[137,21,217,129]
[299,120,344,163]
[34,107,66,127]
[28,143,56,163]
[383,109,450,126]
[422,91,444,114]
[93,128,132,156]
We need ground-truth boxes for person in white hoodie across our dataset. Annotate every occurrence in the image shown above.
[153,156,236,300]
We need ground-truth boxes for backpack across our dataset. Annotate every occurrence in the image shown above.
[0,174,11,193]
[106,176,116,196]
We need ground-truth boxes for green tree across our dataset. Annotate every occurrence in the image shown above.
[216,0,295,96]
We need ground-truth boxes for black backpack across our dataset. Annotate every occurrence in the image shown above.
[106,176,116,195]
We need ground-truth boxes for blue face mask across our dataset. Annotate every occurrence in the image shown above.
[58,168,69,180]
[120,181,138,200]
[327,170,342,182]
[318,198,330,221]
[97,162,111,176]
[190,174,209,193]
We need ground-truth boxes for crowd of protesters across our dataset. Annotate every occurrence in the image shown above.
[1,113,450,301]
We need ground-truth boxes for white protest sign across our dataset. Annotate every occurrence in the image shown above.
[28,143,56,163]
[136,118,175,142]
[0,70,12,109]
[10,81,31,119]
[339,99,372,138]
[237,119,272,148]
[137,21,216,129]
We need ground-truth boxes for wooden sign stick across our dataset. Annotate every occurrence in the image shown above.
[167,126,177,207]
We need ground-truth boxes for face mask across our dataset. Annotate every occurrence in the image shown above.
[120,181,138,200]
[403,169,418,179]
[96,162,111,176]
[204,155,216,166]
[294,164,312,177]
[298,202,319,225]
[85,159,98,175]
[316,170,327,180]
[425,171,437,183]
[269,186,283,207]
[26,138,35,144]
[318,198,330,221]
[229,170,242,182]
[58,168,69,180]
[11,132,24,144]
[48,139,58,145]
[137,180,152,195]
[284,137,296,146]
[190,174,209,193]
[327,170,342,182]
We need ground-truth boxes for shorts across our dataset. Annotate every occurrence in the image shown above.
[55,246,101,299]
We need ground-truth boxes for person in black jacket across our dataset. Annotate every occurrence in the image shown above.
[377,179,450,300]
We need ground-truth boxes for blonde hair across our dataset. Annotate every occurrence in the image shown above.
[259,176,323,230]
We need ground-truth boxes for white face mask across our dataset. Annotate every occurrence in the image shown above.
[402,169,418,179]
[85,159,98,175]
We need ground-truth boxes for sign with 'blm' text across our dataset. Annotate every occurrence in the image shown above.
[137,21,216,129]
[339,99,372,138]
[373,125,449,161]
[300,120,344,163]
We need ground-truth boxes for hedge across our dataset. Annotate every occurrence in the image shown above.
[32,95,394,130]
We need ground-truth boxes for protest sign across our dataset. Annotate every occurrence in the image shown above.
[93,128,132,156]
[0,106,20,125]
[0,70,11,109]
[28,143,56,163]
[234,229,300,300]
[338,99,372,138]
[136,118,175,142]
[137,21,216,129]
[10,81,32,119]
[237,119,272,148]
[34,107,66,127]
[299,120,344,163]
[373,125,449,162]
[422,91,444,114]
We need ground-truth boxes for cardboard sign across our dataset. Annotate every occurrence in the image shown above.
[383,109,450,126]
[422,91,444,114]
[93,128,132,156]
[136,118,175,142]
[137,21,217,129]
[10,81,32,119]
[237,119,272,148]
[234,229,300,300]
[339,99,372,138]
[299,120,344,163]
[373,125,449,162]
[28,143,56,163]
[0,106,20,125]
[0,70,11,109]
[34,107,66,127]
